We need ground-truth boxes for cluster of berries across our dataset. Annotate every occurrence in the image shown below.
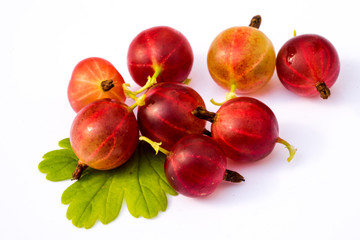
[66,15,339,197]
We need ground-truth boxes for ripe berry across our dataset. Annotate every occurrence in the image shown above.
[70,99,139,179]
[207,15,276,95]
[127,26,193,86]
[276,34,340,99]
[193,97,296,162]
[140,135,244,198]
[67,57,126,112]
[137,82,206,150]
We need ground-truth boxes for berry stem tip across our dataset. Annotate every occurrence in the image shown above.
[210,83,237,106]
[139,136,169,155]
[223,169,245,183]
[192,106,216,123]
[249,15,261,29]
[277,137,297,162]
[316,82,331,99]
[72,162,88,180]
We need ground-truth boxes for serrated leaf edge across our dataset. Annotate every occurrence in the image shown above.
[44,140,178,228]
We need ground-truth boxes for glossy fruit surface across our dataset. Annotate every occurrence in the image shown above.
[70,99,139,172]
[68,57,126,112]
[276,34,340,99]
[137,82,206,150]
[212,97,279,162]
[207,26,276,94]
[165,134,227,197]
[127,26,194,86]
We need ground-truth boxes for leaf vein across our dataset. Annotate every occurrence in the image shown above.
[76,175,110,225]
[136,158,151,217]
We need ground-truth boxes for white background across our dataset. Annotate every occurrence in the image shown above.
[1,0,359,239]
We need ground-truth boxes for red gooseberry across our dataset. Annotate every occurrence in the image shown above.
[140,135,244,198]
[137,82,206,150]
[127,26,194,87]
[70,99,139,179]
[193,97,296,163]
[67,57,126,112]
[276,33,340,99]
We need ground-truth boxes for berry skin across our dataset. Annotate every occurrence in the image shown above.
[207,15,276,94]
[139,135,245,198]
[193,97,296,163]
[276,34,340,99]
[137,82,206,150]
[127,26,193,86]
[165,134,227,198]
[70,99,139,179]
[212,97,279,162]
[67,57,126,112]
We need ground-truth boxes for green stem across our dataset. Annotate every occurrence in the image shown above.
[210,99,224,106]
[123,65,162,100]
[139,136,170,155]
[276,137,297,162]
[133,65,162,95]
[123,66,162,111]
[210,83,237,106]
[128,94,146,111]
[183,78,191,85]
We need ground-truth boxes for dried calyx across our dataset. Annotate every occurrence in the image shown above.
[249,15,261,29]
[101,79,115,91]
[192,106,216,122]
[316,82,331,99]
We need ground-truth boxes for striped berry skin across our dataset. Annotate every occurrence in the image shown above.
[207,26,276,94]
[127,26,194,87]
[68,57,126,112]
[276,34,340,99]
[165,134,227,198]
[137,82,206,150]
[212,97,279,162]
[70,99,139,171]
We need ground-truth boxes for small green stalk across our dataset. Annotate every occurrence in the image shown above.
[183,78,192,85]
[276,137,297,162]
[123,65,162,100]
[139,136,170,155]
[210,83,237,106]
[128,94,146,111]
[123,66,163,111]
[134,65,162,95]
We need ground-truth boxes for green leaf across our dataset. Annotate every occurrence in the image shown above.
[60,141,177,229]
[39,139,177,228]
[38,138,78,181]
[58,138,73,150]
